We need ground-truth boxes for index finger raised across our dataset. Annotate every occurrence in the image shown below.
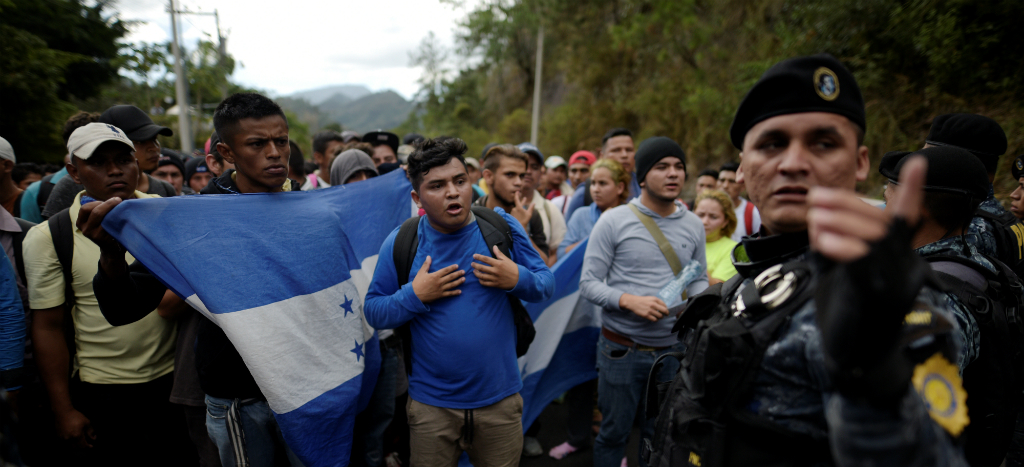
[889,156,927,225]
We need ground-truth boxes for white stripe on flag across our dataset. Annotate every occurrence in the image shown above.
[186,276,374,414]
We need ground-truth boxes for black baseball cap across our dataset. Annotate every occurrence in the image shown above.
[362,130,399,153]
[99,105,173,141]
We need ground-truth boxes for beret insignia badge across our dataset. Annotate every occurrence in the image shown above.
[813,67,840,101]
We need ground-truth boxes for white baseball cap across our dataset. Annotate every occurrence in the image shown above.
[544,155,567,170]
[0,137,14,163]
[67,122,136,160]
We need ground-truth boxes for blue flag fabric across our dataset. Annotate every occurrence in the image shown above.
[101,170,416,467]
[518,239,600,430]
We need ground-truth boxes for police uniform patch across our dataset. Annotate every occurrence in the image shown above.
[1016,159,1023,171]
[912,353,968,436]
[813,67,840,101]
[904,310,932,325]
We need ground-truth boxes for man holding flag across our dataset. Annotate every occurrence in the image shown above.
[364,137,554,467]
[78,93,385,464]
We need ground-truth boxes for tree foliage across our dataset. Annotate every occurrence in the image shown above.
[0,0,128,162]
[407,0,1024,198]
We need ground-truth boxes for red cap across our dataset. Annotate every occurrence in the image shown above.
[568,150,596,166]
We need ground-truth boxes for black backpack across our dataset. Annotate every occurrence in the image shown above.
[975,208,1024,278]
[392,206,536,375]
[927,253,1024,467]
[46,208,77,377]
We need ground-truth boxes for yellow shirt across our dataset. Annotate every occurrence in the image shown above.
[705,236,739,282]
[24,191,176,384]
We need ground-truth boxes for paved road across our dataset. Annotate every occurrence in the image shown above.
[519,400,642,467]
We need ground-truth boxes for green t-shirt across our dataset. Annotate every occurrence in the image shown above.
[705,236,739,281]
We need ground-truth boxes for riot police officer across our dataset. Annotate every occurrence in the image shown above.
[644,54,970,466]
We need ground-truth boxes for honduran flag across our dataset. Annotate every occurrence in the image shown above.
[518,239,601,430]
[101,170,417,467]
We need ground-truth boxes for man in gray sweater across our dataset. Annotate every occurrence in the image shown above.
[580,136,707,467]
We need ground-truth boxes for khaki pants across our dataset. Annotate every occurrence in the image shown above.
[407,393,523,467]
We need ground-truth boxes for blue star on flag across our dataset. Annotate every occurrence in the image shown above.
[340,296,354,317]
[351,339,364,362]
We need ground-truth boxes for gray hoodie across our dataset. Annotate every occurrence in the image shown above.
[580,197,708,347]
[329,149,377,186]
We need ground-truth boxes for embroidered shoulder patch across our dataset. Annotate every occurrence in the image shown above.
[912,353,969,436]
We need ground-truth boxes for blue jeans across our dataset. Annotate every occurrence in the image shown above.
[593,334,682,467]
[353,339,400,467]
[205,396,304,467]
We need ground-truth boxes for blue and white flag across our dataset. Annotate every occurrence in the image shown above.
[101,170,416,467]
[518,239,601,430]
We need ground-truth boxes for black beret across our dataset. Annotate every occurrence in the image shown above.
[925,113,1007,173]
[887,146,988,200]
[878,150,904,180]
[729,54,865,149]
[635,136,686,184]
[1012,155,1024,180]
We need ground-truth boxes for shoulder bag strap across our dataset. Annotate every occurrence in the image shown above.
[629,203,682,276]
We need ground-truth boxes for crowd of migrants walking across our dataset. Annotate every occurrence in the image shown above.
[3,53,1024,467]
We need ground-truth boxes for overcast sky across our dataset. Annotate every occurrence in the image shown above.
[113,0,470,100]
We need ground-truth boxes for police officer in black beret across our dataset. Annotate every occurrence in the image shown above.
[884,146,1024,467]
[645,54,970,466]
[916,114,1024,277]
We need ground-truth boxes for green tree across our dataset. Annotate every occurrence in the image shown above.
[0,0,128,162]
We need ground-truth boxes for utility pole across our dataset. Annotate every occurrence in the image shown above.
[168,0,193,154]
[530,24,544,146]
[214,10,228,99]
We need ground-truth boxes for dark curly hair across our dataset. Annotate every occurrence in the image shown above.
[407,137,468,191]
[62,111,101,143]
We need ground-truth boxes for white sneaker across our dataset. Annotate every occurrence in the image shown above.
[523,436,543,457]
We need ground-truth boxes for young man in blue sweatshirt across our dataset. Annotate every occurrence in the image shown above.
[364,137,554,467]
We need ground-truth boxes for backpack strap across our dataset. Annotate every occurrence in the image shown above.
[926,255,995,317]
[47,208,75,309]
[392,216,421,375]
[12,217,37,286]
[744,199,755,236]
[394,216,421,285]
[46,208,77,378]
[471,206,535,356]
[628,203,683,276]
[470,206,513,258]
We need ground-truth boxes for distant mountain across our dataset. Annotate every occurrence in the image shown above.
[322,91,414,133]
[286,85,371,106]
[278,90,414,134]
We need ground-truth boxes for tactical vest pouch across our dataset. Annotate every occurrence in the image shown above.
[646,262,820,467]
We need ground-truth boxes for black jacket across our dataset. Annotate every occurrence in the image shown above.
[95,170,300,400]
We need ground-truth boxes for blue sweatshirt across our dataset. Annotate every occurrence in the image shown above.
[364,208,554,409]
[0,248,25,390]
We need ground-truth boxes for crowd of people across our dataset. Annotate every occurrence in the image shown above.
[2,52,1024,467]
